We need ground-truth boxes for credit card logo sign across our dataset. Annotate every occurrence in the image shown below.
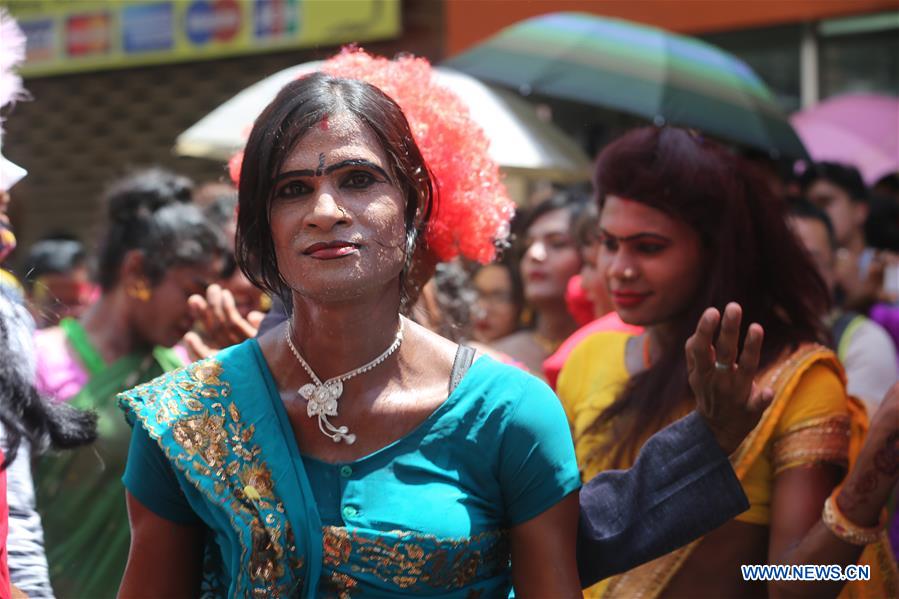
[66,12,111,57]
[20,19,55,62]
[123,4,174,53]
[254,0,299,40]
[186,0,241,46]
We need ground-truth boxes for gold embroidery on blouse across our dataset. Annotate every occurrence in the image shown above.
[320,569,359,599]
[119,359,303,598]
[322,526,509,592]
[772,415,850,475]
[172,413,228,466]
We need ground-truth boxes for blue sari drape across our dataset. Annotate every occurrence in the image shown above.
[120,351,324,597]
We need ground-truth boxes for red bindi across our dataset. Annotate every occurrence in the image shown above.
[320,115,329,131]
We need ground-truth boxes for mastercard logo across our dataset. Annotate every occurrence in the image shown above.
[66,12,112,57]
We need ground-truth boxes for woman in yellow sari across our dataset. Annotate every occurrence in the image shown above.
[558,126,899,598]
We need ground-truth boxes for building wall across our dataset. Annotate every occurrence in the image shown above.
[445,0,898,55]
[3,0,443,268]
[704,20,899,113]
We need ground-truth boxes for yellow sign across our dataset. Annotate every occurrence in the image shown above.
[7,0,401,77]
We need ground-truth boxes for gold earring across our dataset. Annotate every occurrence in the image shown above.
[127,279,151,302]
[519,306,534,327]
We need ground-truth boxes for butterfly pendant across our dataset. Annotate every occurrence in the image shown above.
[298,380,344,419]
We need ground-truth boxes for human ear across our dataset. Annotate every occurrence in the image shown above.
[121,250,152,301]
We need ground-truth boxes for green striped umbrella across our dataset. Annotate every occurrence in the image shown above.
[445,12,808,159]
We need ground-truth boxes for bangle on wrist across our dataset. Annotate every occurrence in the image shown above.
[822,488,886,546]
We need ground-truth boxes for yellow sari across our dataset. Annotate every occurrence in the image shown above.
[557,332,898,599]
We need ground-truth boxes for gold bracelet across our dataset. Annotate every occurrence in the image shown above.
[821,490,886,546]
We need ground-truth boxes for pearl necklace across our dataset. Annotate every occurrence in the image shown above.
[284,318,405,444]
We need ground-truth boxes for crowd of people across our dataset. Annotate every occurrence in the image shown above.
[1,11,898,599]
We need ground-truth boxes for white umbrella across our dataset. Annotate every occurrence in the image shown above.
[175,62,590,181]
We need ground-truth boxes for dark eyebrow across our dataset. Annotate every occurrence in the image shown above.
[274,159,392,184]
[274,169,315,183]
[599,228,672,243]
[324,159,391,181]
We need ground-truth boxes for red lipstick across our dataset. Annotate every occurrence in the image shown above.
[612,291,651,308]
[303,241,359,260]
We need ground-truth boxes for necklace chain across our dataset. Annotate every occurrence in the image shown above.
[284,318,404,444]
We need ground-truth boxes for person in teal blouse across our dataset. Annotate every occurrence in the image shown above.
[121,339,579,597]
[116,72,585,597]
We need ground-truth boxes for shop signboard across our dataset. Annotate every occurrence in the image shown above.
[7,0,400,76]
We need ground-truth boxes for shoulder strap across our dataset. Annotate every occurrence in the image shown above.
[448,344,477,395]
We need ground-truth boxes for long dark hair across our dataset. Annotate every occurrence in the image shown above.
[235,72,435,302]
[0,315,97,469]
[590,127,830,467]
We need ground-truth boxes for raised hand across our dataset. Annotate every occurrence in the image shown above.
[685,302,774,454]
[183,284,264,360]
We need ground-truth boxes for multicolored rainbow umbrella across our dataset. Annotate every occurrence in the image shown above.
[446,12,808,159]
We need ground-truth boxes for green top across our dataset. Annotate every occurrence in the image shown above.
[35,318,183,599]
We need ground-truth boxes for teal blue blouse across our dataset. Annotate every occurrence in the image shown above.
[121,339,580,598]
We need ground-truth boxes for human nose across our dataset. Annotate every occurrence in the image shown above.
[606,249,637,281]
[525,239,547,263]
[304,188,351,232]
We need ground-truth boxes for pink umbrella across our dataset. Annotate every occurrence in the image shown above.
[791,93,899,185]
